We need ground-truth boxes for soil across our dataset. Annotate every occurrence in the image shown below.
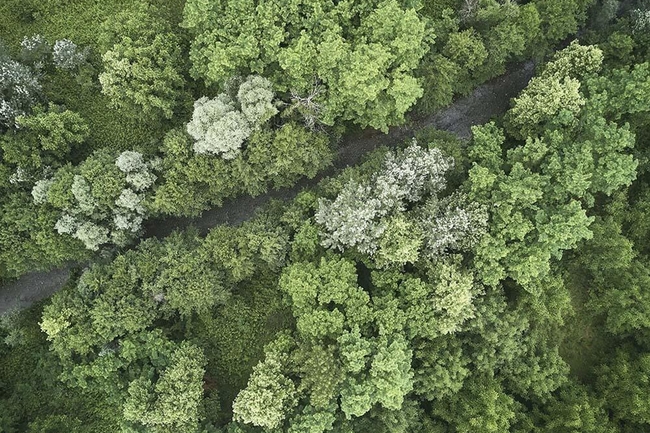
[0,60,535,315]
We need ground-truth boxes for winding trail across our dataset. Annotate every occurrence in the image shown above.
[0,61,535,314]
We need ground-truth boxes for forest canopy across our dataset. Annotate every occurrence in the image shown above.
[1,0,650,432]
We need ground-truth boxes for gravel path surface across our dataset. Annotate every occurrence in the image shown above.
[0,61,535,314]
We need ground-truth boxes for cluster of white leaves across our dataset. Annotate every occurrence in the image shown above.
[0,56,41,127]
[316,142,486,266]
[237,75,278,125]
[113,211,144,233]
[52,39,88,70]
[374,142,452,210]
[316,143,452,255]
[187,75,277,159]
[20,34,50,69]
[631,8,650,33]
[31,178,54,205]
[116,150,146,172]
[115,188,144,212]
[417,195,488,258]
[116,150,158,191]
[74,221,110,251]
[54,214,77,235]
[71,175,97,215]
[46,150,160,251]
[8,167,28,184]
[316,181,388,256]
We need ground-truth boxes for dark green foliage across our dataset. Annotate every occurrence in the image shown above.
[0,304,121,432]
[2,103,88,171]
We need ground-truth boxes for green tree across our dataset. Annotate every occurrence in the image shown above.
[122,342,207,433]
[99,3,185,120]
[432,374,517,433]
[2,104,88,171]
[232,335,297,429]
[182,0,430,131]
[597,349,650,425]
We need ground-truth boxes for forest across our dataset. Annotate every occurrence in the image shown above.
[0,0,650,431]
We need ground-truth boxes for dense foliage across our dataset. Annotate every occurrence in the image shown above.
[1,0,650,432]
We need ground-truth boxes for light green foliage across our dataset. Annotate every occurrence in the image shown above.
[442,29,488,93]
[235,256,415,428]
[202,217,290,284]
[375,215,422,268]
[0,190,89,278]
[533,384,617,433]
[412,337,470,401]
[232,336,297,429]
[0,305,122,432]
[541,41,604,79]
[38,228,244,429]
[237,75,279,125]
[506,75,584,139]
[154,123,333,217]
[507,41,603,139]
[469,44,639,293]
[40,232,228,362]
[443,30,487,71]
[247,122,333,189]
[588,62,650,119]
[367,335,413,411]
[577,207,650,345]
[501,331,569,400]
[534,0,592,44]
[506,42,603,139]
[182,0,429,131]
[98,3,185,119]
[373,261,478,340]
[187,76,278,159]
[597,349,650,424]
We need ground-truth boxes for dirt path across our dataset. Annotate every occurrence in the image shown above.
[0,61,535,315]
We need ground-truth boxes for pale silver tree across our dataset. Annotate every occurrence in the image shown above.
[54,214,78,235]
[0,57,41,127]
[31,178,54,205]
[52,39,88,70]
[237,75,278,126]
[187,95,251,158]
[188,75,279,158]
[116,150,146,173]
[73,221,109,251]
[71,175,97,216]
[20,34,50,68]
[316,142,486,266]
